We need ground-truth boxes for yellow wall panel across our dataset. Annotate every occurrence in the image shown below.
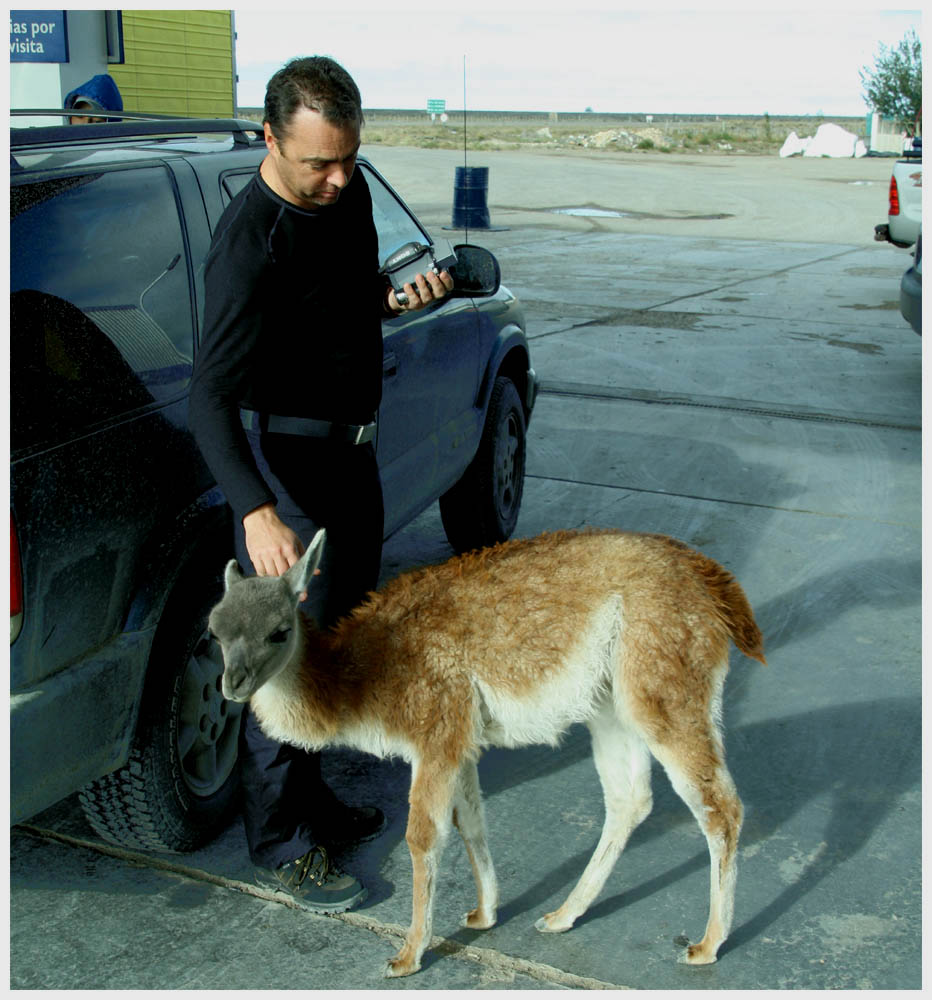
[109,9,235,117]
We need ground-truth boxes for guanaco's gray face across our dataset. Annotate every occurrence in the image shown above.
[209,529,326,702]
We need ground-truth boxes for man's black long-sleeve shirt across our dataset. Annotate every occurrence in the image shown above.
[189,167,385,523]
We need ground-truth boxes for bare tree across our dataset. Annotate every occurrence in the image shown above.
[860,28,922,134]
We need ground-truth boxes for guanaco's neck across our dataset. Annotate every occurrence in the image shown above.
[250,614,364,745]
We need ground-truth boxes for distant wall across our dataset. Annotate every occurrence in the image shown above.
[110,10,235,116]
[238,107,866,129]
[867,113,908,154]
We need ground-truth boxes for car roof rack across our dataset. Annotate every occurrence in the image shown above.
[10,110,265,148]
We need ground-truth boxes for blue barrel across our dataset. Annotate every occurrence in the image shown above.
[451,166,491,229]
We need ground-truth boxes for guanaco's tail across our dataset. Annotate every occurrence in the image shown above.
[658,535,767,665]
[714,570,766,665]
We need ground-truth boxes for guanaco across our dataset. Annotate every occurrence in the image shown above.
[209,527,765,977]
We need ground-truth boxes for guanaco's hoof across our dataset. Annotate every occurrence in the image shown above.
[677,941,719,965]
[384,956,420,978]
[462,908,496,930]
[534,913,572,934]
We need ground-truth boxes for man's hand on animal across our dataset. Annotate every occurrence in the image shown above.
[388,268,454,313]
[243,502,306,577]
[242,503,317,600]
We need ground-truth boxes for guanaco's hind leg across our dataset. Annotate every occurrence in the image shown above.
[647,691,743,965]
[385,760,458,979]
[452,759,499,930]
[536,702,653,933]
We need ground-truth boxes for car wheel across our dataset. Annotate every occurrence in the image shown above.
[440,375,527,554]
[79,582,244,853]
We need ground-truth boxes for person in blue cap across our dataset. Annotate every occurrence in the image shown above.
[65,74,123,124]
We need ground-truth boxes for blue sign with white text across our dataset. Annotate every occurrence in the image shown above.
[10,10,68,63]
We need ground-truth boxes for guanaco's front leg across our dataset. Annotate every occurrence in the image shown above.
[384,761,458,978]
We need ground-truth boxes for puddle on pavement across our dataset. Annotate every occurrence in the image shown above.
[548,206,735,221]
[552,207,632,217]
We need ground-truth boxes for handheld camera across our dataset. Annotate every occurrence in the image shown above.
[381,238,458,306]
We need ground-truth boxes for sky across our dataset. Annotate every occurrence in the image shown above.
[232,5,922,117]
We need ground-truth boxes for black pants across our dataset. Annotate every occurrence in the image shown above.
[236,429,383,868]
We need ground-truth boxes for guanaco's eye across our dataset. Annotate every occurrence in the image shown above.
[268,628,292,645]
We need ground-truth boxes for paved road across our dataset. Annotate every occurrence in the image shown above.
[11,150,920,989]
[367,145,898,244]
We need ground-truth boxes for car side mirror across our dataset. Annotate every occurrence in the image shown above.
[450,244,501,298]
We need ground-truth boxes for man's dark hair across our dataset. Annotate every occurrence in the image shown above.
[264,56,363,138]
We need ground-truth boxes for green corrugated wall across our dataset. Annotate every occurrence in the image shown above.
[109,10,235,117]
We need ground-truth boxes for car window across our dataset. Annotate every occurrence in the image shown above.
[221,170,256,202]
[11,166,194,452]
[360,164,429,266]
[218,163,427,269]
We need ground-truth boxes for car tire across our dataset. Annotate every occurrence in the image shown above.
[78,579,244,853]
[440,375,527,554]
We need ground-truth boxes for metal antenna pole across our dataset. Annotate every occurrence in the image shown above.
[463,55,468,244]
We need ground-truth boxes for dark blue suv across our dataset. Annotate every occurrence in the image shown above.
[10,117,537,852]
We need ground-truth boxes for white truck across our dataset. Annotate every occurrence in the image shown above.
[873,137,922,333]
[874,137,922,249]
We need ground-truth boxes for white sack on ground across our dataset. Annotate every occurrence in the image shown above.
[780,122,867,158]
[780,131,808,157]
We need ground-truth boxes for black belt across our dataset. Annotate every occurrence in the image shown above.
[240,409,376,445]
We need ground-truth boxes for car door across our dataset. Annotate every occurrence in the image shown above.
[362,163,481,536]
[10,162,207,817]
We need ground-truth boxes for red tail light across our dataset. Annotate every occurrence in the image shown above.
[889,175,901,216]
[11,514,23,642]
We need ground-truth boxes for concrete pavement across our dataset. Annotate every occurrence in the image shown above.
[368,145,899,244]
[11,150,921,989]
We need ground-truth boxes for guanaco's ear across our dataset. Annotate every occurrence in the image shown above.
[284,528,326,599]
[224,559,245,592]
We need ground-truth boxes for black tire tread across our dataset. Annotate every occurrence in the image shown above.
[440,376,526,554]
[78,579,238,854]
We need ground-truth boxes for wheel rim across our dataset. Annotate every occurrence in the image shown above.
[494,409,521,518]
[177,629,244,797]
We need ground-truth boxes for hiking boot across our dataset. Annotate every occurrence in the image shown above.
[319,805,386,848]
[255,846,367,913]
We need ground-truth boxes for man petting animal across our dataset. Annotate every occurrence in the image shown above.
[189,55,453,911]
